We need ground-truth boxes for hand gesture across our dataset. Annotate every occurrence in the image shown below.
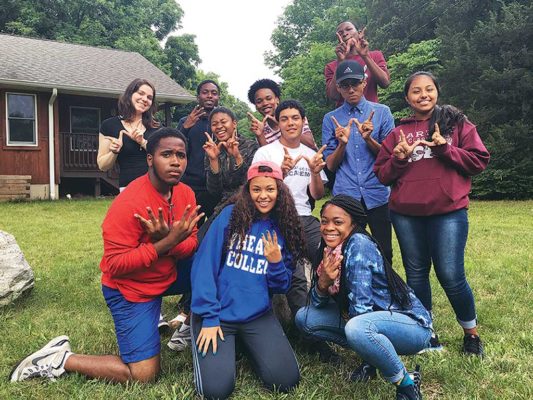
[183,105,207,129]
[247,112,276,138]
[196,326,224,357]
[331,116,353,144]
[421,124,447,147]
[281,147,303,177]
[353,110,375,140]
[202,132,223,160]
[134,207,169,242]
[318,249,343,290]
[262,230,282,263]
[167,205,204,245]
[125,128,145,146]
[108,130,124,154]
[221,132,241,160]
[393,130,422,160]
[303,145,327,175]
[335,32,354,61]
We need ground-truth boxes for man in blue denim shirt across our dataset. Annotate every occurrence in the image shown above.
[322,60,394,262]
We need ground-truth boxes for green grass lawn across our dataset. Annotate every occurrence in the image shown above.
[0,199,531,399]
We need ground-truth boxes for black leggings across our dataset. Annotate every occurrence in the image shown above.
[191,311,300,400]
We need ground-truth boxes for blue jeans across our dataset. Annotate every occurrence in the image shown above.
[295,301,431,382]
[390,209,477,329]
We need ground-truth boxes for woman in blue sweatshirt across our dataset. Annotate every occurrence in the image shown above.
[190,161,304,399]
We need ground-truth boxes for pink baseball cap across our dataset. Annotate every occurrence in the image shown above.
[247,161,283,181]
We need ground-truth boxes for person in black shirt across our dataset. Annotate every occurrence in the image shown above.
[97,78,159,190]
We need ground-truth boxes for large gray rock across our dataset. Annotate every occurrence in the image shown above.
[0,231,34,306]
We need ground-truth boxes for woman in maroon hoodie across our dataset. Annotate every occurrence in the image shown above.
[374,71,489,357]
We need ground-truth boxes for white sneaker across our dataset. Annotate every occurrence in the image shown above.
[10,336,72,382]
[158,313,170,334]
[167,323,191,352]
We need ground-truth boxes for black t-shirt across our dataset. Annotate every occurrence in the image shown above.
[100,116,158,187]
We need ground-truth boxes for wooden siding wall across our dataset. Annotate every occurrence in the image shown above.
[0,88,59,184]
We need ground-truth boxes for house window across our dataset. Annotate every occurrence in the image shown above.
[70,107,100,134]
[6,93,37,146]
[70,107,100,151]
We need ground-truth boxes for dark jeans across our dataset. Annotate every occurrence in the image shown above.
[362,200,393,265]
[191,311,300,400]
[391,209,477,329]
[164,258,193,313]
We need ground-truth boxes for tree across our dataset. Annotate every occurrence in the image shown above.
[165,34,201,88]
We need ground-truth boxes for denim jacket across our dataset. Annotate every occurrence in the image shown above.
[312,233,432,329]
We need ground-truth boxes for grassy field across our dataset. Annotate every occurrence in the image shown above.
[0,199,531,399]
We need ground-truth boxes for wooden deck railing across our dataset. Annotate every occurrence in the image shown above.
[60,131,99,170]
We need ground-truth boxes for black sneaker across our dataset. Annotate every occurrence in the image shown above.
[302,339,342,364]
[462,334,484,357]
[396,365,422,400]
[417,333,444,354]
[350,361,377,382]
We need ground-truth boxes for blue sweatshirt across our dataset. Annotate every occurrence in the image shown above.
[191,205,294,327]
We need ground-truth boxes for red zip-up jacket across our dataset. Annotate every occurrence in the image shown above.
[374,117,490,216]
[100,174,198,302]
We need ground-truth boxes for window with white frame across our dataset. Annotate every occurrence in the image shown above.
[6,93,37,146]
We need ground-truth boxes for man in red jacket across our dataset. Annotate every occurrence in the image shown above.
[10,128,204,384]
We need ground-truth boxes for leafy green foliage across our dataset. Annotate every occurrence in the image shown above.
[380,39,442,121]
[269,0,532,198]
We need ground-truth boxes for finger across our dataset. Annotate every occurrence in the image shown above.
[247,112,258,122]
[336,32,344,43]
[134,213,150,226]
[118,130,125,142]
[218,327,225,342]
[212,334,218,355]
[261,234,268,248]
[157,207,165,224]
[293,155,303,165]
[353,118,362,128]
[190,212,205,228]
[316,144,327,156]
[195,331,203,347]
[146,207,157,223]
[331,116,341,128]
[180,204,192,223]
[283,147,290,156]
[359,26,367,38]
[366,110,375,123]
[201,336,210,356]
[266,230,273,244]
[272,231,278,246]
[264,114,277,124]
[204,132,214,142]
[399,130,406,143]
[434,123,441,135]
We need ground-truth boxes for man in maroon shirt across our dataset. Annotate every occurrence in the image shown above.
[325,21,390,106]
[10,128,203,384]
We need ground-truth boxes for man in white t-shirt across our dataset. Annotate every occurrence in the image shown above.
[253,100,327,257]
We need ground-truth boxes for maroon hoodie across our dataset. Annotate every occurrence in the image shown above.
[374,117,489,216]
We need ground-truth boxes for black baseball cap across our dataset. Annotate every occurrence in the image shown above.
[335,60,365,84]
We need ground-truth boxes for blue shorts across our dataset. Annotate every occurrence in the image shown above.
[102,285,161,364]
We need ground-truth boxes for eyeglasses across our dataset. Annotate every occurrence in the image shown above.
[339,81,363,90]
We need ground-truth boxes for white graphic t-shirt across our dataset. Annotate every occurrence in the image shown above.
[252,140,328,216]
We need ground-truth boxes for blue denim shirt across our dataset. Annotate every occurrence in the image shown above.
[312,234,432,329]
[322,98,394,210]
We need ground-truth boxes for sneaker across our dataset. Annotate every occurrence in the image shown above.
[9,336,72,382]
[396,365,422,400]
[168,313,187,330]
[417,333,444,354]
[158,314,170,335]
[302,339,342,365]
[350,361,377,382]
[462,334,484,357]
[167,323,191,352]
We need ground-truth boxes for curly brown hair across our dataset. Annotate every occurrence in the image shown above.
[223,179,306,263]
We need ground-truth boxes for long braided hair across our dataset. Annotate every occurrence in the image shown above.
[314,195,412,315]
